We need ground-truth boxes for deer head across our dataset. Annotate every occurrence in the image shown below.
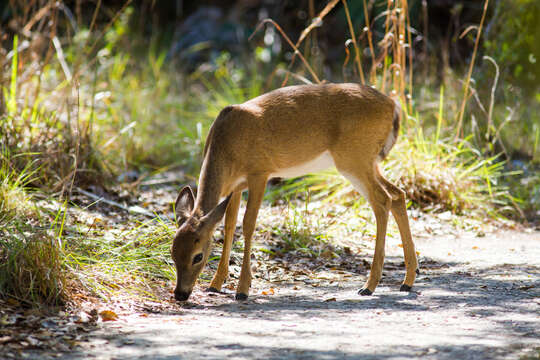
[171,186,230,301]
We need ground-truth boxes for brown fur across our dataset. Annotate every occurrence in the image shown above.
[171,83,418,301]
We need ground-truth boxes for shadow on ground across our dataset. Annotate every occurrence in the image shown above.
[57,252,539,360]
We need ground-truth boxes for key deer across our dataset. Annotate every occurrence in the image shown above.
[171,83,418,301]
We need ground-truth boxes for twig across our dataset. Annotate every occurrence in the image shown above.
[75,187,156,218]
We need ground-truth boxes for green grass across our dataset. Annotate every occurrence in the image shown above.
[268,197,330,256]
[0,151,66,306]
[62,216,176,300]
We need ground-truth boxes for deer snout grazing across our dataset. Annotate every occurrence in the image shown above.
[174,288,191,301]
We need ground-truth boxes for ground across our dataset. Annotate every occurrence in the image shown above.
[68,230,540,360]
[1,188,539,360]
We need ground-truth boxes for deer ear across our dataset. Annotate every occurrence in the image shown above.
[175,186,195,226]
[201,193,232,228]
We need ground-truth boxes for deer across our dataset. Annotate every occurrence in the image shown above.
[171,83,418,301]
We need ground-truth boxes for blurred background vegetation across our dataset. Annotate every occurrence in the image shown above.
[0,0,539,305]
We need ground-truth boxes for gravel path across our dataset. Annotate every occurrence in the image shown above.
[57,229,540,360]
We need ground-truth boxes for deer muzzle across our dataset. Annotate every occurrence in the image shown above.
[174,288,191,301]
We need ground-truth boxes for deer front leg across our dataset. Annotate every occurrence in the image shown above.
[208,191,241,292]
[236,175,267,301]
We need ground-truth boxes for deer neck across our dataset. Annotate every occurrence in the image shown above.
[194,153,225,215]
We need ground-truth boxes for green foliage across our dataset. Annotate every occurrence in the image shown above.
[0,153,66,306]
[269,198,330,256]
[63,217,176,299]
[484,0,540,94]
[0,225,65,306]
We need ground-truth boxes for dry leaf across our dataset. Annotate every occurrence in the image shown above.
[261,288,275,295]
[99,310,118,322]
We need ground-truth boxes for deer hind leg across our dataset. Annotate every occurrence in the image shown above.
[236,175,267,301]
[337,164,391,296]
[208,190,242,293]
[378,175,419,291]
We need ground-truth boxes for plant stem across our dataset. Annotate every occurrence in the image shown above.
[455,0,490,141]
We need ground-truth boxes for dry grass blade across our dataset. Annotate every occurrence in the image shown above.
[297,0,340,46]
[459,25,479,39]
[342,39,353,80]
[483,56,500,142]
[362,0,377,83]
[380,0,393,92]
[281,0,341,85]
[455,0,490,141]
[342,0,365,84]
[404,0,414,112]
[250,19,321,84]
[22,2,54,34]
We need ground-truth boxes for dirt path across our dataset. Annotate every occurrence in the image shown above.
[48,229,539,360]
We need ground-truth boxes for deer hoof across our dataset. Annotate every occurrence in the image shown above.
[358,288,373,296]
[235,293,248,301]
[400,284,412,292]
[206,287,221,293]
[416,268,420,275]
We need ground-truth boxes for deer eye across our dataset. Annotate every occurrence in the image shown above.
[192,253,203,265]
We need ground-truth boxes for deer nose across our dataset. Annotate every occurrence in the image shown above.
[174,289,191,301]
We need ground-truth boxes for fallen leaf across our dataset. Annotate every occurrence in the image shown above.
[99,310,118,322]
[324,297,337,302]
[261,288,275,295]
[472,246,479,250]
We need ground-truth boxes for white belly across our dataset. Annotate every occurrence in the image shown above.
[270,151,335,179]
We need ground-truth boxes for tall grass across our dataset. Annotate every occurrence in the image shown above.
[0,148,66,306]
[252,0,512,216]
[63,217,176,300]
